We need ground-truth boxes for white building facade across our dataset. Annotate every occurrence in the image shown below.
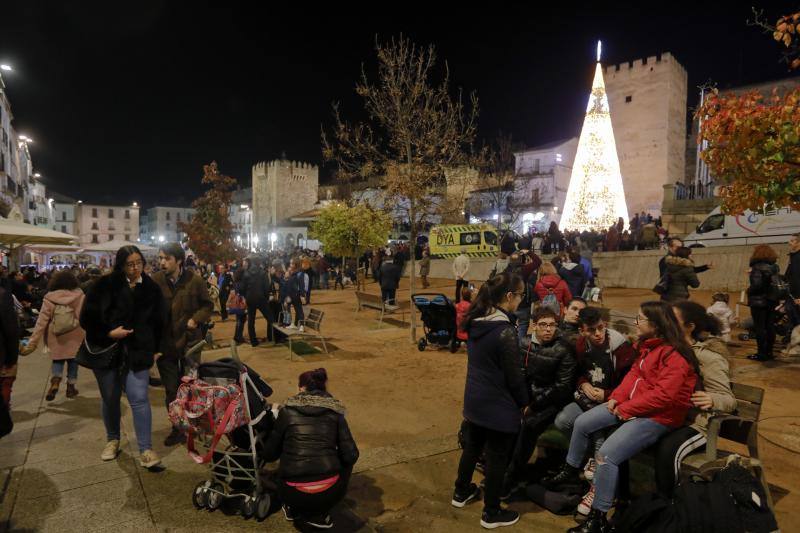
[140,206,195,244]
[75,203,140,246]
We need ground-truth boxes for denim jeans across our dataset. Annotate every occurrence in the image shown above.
[52,359,79,384]
[514,306,531,341]
[566,403,669,512]
[93,367,152,452]
[554,401,606,455]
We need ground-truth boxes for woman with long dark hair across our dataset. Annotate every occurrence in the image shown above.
[544,301,698,533]
[747,244,782,361]
[452,272,529,529]
[80,246,164,469]
[654,300,736,496]
[264,368,359,530]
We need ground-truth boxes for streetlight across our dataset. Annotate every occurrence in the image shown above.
[252,234,259,252]
[158,235,165,243]
[0,65,11,72]
[33,173,41,178]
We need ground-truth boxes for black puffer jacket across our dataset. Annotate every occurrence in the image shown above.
[264,391,359,480]
[80,272,164,372]
[463,309,529,433]
[662,256,700,302]
[519,332,576,410]
[748,259,780,309]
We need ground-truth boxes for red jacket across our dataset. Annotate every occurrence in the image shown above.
[610,337,697,428]
[455,301,470,341]
[534,275,572,312]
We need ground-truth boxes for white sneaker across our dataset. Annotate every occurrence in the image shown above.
[101,439,120,461]
[298,325,305,333]
[583,458,597,482]
[577,484,596,516]
[139,449,162,469]
[286,324,298,330]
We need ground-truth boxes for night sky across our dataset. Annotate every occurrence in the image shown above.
[0,2,796,208]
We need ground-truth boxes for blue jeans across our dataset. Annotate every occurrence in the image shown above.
[515,306,531,341]
[554,401,607,455]
[52,359,79,383]
[566,403,669,512]
[93,368,152,452]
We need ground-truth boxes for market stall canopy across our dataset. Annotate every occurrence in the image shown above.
[23,244,83,253]
[0,218,77,246]
[80,239,157,253]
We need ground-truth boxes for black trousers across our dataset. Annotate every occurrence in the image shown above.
[219,290,230,320]
[455,279,469,303]
[654,426,706,496]
[156,355,182,411]
[247,300,271,343]
[381,288,396,305]
[280,468,351,519]
[233,313,246,342]
[455,420,518,513]
[751,306,776,357]
[507,406,559,480]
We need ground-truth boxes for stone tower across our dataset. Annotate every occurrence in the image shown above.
[604,52,687,216]
[251,156,319,238]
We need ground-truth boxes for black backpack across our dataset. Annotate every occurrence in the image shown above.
[616,460,777,533]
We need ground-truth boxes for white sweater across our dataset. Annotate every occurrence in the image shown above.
[453,254,470,280]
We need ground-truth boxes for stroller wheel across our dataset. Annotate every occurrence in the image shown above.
[207,483,224,511]
[192,481,209,509]
[255,493,271,521]
[417,338,427,352]
[241,496,256,519]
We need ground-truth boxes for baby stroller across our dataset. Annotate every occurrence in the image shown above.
[413,293,459,353]
[171,343,275,520]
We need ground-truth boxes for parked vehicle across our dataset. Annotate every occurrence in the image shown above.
[428,224,498,258]
[683,206,800,247]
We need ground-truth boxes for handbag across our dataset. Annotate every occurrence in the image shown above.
[75,339,121,369]
[653,273,670,295]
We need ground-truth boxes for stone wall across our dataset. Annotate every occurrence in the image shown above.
[252,158,318,237]
[407,244,790,292]
[604,53,688,216]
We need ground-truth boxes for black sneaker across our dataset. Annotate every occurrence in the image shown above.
[452,483,481,508]
[163,428,186,447]
[305,514,333,529]
[480,508,520,529]
[542,464,583,492]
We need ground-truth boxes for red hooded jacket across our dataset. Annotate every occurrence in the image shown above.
[610,337,697,428]
[534,274,572,312]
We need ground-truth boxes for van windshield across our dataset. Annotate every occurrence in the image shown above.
[697,213,725,234]
[460,232,481,245]
[483,232,498,246]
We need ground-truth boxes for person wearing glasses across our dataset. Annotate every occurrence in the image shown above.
[80,246,165,469]
[553,306,636,516]
[503,307,576,498]
[544,301,698,533]
[452,272,530,529]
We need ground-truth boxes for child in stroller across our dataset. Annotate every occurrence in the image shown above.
[413,293,461,352]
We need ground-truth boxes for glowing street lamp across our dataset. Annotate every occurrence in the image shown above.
[0,65,12,72]
[158,235,165,243]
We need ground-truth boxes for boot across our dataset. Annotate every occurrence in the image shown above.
[567,508,609,533]
[46,377,61,401]
[541,463,583,492]
[66,383,78,398]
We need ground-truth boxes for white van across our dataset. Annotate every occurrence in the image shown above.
[683,206,800,247]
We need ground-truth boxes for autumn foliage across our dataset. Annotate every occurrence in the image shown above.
[179,161,240,263]
[696,88,800,213]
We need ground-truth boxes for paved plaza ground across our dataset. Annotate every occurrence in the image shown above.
[1,278,798,532]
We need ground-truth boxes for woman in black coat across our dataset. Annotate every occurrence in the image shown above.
[747,244,782,361]
[661,246,701,302]
[264,368,359,530]
[452,272,529,529]
[80,246,164,470]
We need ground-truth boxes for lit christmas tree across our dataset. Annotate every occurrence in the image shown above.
[560,42,629,232]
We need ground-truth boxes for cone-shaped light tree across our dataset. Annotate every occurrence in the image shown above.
[560,42,630,231]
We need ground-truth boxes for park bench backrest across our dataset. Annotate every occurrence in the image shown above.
[725,382,763,435]
[304,309,324,332]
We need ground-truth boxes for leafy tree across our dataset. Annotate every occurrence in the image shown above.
[322,35,478,341]
[696,87,800,213]
[309,202,392,264]
[751,8,800,70]
[179,161,240,263]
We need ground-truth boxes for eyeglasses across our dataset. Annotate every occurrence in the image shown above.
[125,260,144,269]
[535,322,558,329]
[634,316,649,325]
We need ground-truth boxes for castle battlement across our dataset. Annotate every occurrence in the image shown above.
[604,52,686,76]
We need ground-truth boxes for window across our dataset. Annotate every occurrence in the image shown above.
[91,222,99,230]
[188,214,192,221]
[697,213,725,234]
[176,212,181,222]
[92,208,98,218]
[91,234,98,243]
[625,95,633,103]
[166,211,171,221]
[62,212,67,221]
[61,225,67,233]
[108,209,114,218]
[532,158,540,173]
[166,222,171,229]
[460,232,481,246]
[125,210,130,219]
[125,234,130,241]
[108,234,115,241]
[483,231,498,246]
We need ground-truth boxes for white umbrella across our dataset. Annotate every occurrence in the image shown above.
[80,239,157,253]
[0,218,77,246]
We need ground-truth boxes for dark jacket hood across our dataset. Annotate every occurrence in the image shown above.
[468,308,516,341]
[284,391,346,416]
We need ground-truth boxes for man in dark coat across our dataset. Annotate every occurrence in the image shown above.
[239,257,272,346]
[0,280,19,418]
[217,264,233,321]
[151,243,213,446]
[378,256,402,305]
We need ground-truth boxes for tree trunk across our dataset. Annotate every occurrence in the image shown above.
[409,202,418,343]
